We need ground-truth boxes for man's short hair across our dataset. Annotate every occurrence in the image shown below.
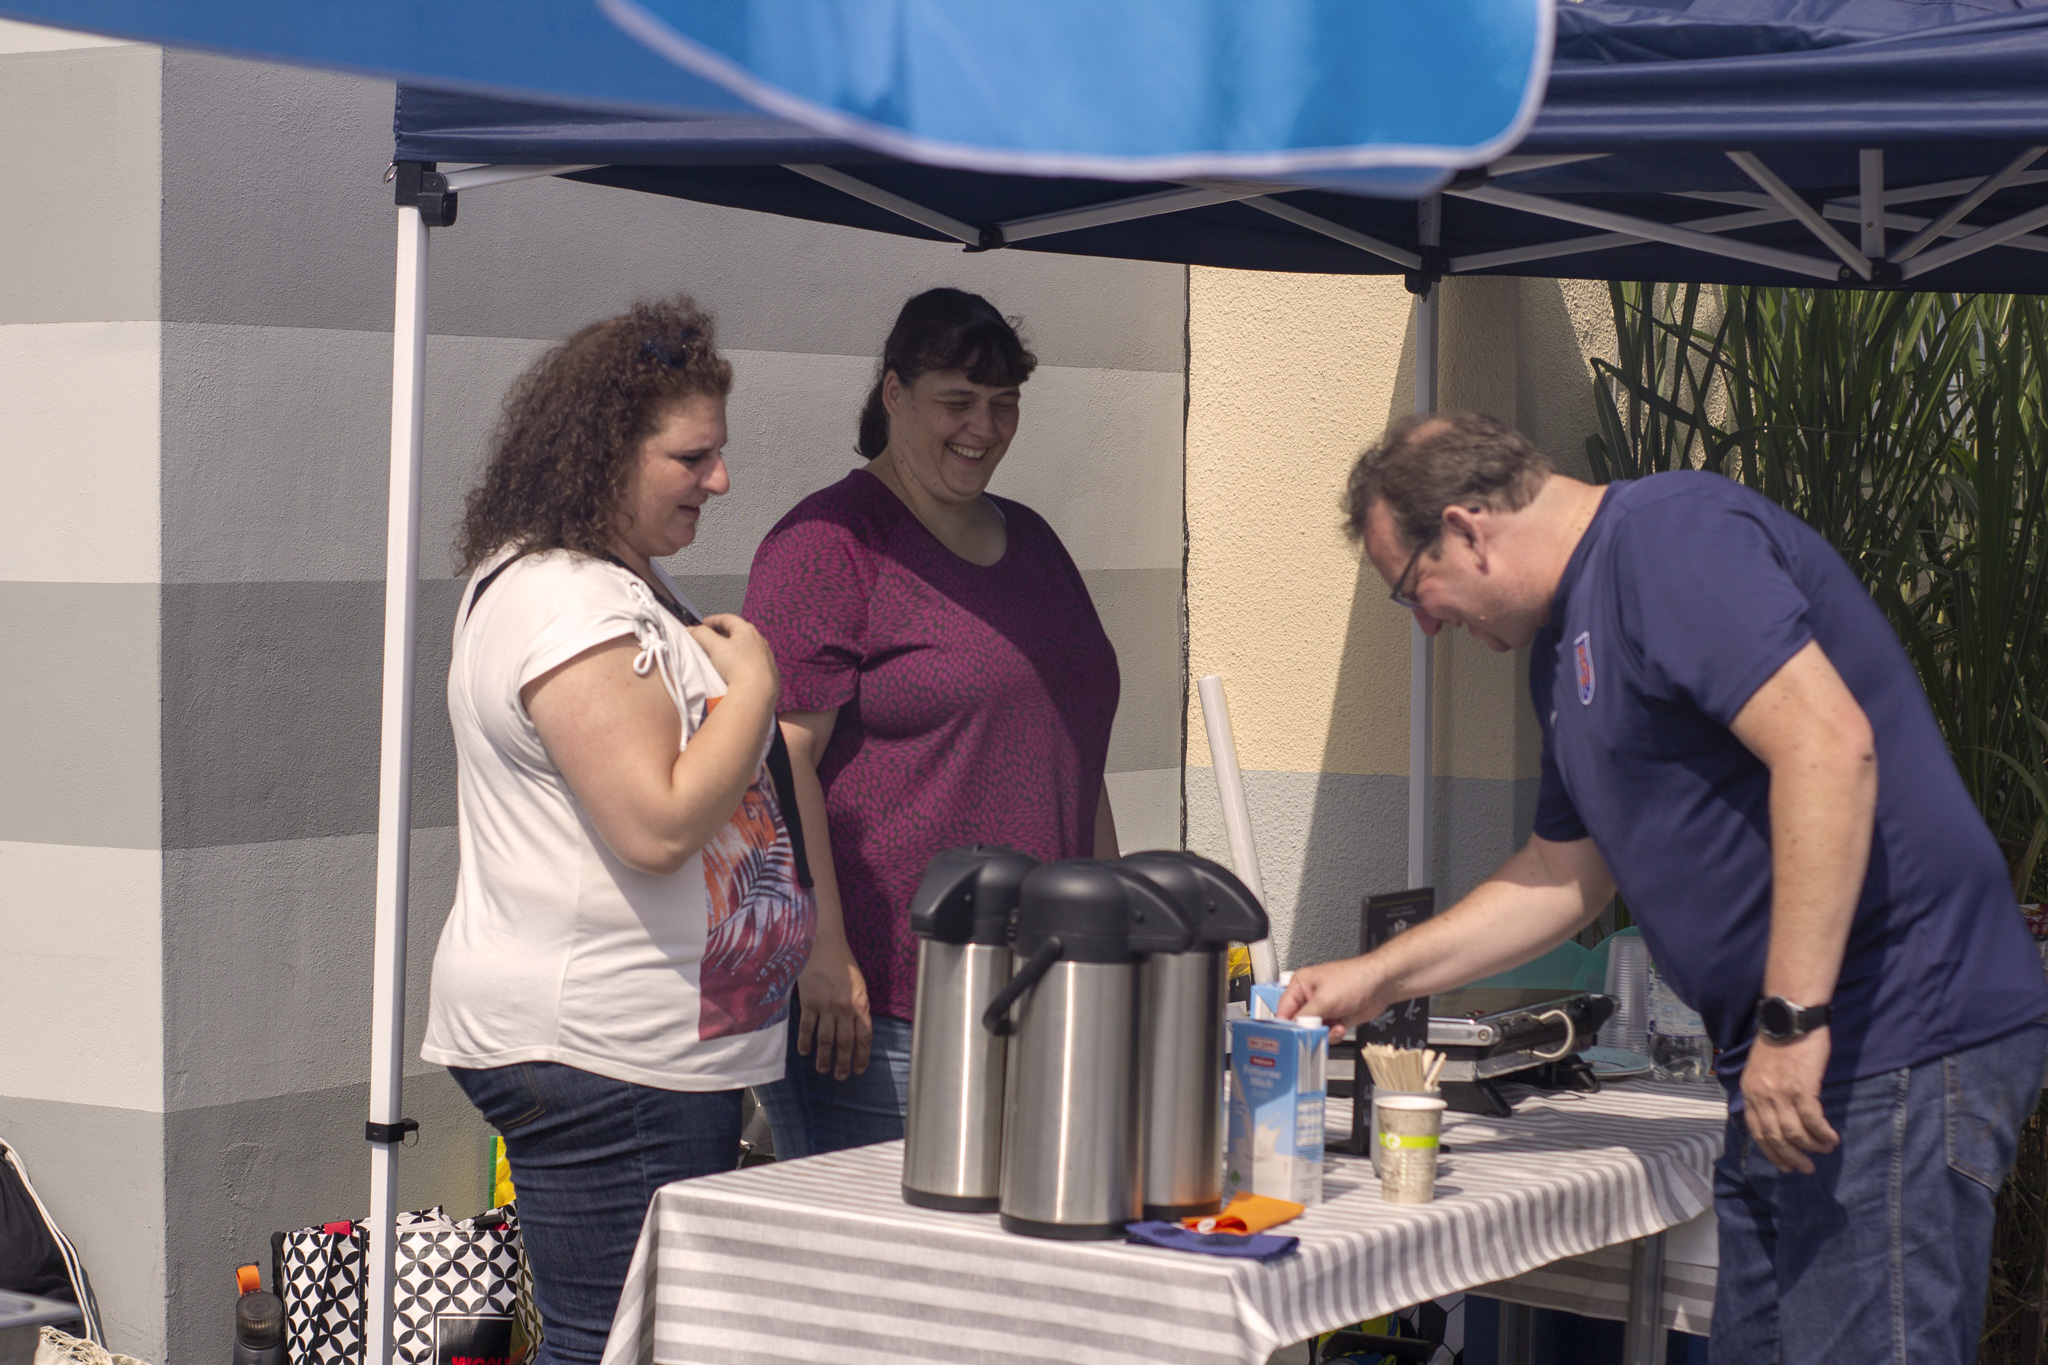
[1342,411,1554,549]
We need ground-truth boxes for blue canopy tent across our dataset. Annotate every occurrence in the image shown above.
[394,1,2048,293]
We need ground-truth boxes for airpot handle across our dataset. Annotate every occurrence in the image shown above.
[982,936,1063,1037]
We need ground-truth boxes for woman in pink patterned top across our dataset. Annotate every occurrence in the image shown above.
[744,288,1122,1155]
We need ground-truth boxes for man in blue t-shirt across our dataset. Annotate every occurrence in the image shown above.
[1282,412,2048,1363]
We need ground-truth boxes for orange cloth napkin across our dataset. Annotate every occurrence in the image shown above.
[1181,1193,1305,1235]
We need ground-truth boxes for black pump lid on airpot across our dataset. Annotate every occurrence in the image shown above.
[1114,850,1269,950]
[1013,860,1137,963]
[909,845,1038,946]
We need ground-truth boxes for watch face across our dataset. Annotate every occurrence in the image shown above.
[1758,997,1793,1037]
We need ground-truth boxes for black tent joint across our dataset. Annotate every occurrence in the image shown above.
[392,161,458,228]
[1405,245,1448,295]
[365,1117,420,1146]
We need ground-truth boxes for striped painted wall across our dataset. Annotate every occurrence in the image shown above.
[0,28,1186,1363]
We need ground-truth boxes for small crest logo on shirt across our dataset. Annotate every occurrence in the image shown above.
[1573,630,1596,705]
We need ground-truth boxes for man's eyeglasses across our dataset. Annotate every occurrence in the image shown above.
[1388,534,1439,612]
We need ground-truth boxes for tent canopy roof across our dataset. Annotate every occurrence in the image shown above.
[396,0,2048,291]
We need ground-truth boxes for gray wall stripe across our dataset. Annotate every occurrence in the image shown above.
[0,45,160,326]
[0,582,161,849]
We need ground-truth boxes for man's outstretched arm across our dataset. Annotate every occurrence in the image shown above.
[1278,833,1616,1039]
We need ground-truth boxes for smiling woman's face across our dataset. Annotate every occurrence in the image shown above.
[613,394,730,562]
[881,367,1022,504]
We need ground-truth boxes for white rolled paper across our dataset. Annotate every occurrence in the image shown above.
[1197,674,1278,984]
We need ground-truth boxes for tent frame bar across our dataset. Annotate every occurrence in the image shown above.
[1891,146,2047,263]
[1450,181,1845,280]
[995,183,1267,243]
[1728,151,1871,278]
[785,163,981,244]
[1859,150,1885,259]
[1241,195,1422,269]
[443,163,601,192]
[444,150,2048,288]
[1449,204,1785,273]
[1903,198,2048,279]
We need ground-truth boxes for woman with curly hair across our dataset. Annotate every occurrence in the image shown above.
[421,298,813,1365]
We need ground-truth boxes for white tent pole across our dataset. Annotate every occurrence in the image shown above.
[1408,197,1440,892]
[366,201,429,1365]
[1196,674,1277,983]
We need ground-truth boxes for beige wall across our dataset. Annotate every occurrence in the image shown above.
[1184,269,1615,967]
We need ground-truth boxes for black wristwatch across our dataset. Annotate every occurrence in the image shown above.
[1755,995,1832,1042]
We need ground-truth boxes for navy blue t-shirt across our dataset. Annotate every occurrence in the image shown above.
[1532,472,2047,1092]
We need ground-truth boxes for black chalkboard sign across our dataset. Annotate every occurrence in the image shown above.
[1358,888,1435,1050]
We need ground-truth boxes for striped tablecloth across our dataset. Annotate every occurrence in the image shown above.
[1476,1233,1720,1337]
[599,1080,1727,1365]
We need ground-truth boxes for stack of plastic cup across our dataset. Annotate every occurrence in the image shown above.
[1376,1094,1447,1203]
[1599,934,1650,1055]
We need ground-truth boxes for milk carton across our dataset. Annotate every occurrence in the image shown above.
[1225,1016,1327,1205]
[1248,970,1295,1020]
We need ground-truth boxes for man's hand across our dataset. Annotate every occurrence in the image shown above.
[795,932,871,1080]
[1279,956,1398,1043]
[1740,1029,1839,1174]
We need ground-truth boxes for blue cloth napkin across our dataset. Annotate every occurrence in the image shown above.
[1123,1220,1299,1261]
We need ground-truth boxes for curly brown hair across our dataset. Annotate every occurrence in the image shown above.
[456,297,734,574]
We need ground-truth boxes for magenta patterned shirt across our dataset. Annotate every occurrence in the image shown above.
[743,468,1121,1020]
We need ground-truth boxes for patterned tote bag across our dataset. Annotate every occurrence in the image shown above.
[274,1206,540,1365]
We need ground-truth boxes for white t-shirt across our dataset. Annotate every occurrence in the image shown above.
[421,547,813,1090]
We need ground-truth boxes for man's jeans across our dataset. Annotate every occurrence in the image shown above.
[1711,1022,2046,1364]
[450,1062,743,1365]
[753,1010,913,1158]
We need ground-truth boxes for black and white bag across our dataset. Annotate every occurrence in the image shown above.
[0,1137,105,1346]
[274,1206,540,1365]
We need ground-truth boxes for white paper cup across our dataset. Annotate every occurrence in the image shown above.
[1368,1089,1435,1177]
[1376,1094,1447,1204]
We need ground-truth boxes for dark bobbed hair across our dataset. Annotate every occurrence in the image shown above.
[1342,411,1554,550]
[855,288,1037,459]
[456,297,733,574]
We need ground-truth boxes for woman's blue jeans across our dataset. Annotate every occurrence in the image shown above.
[753,1011,914,1158]
[449,1062,742,1365]
[1710,1022,2046,1364]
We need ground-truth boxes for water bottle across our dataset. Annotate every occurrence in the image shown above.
[232,1288,286,1365]
[1646,963,1713,1083]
